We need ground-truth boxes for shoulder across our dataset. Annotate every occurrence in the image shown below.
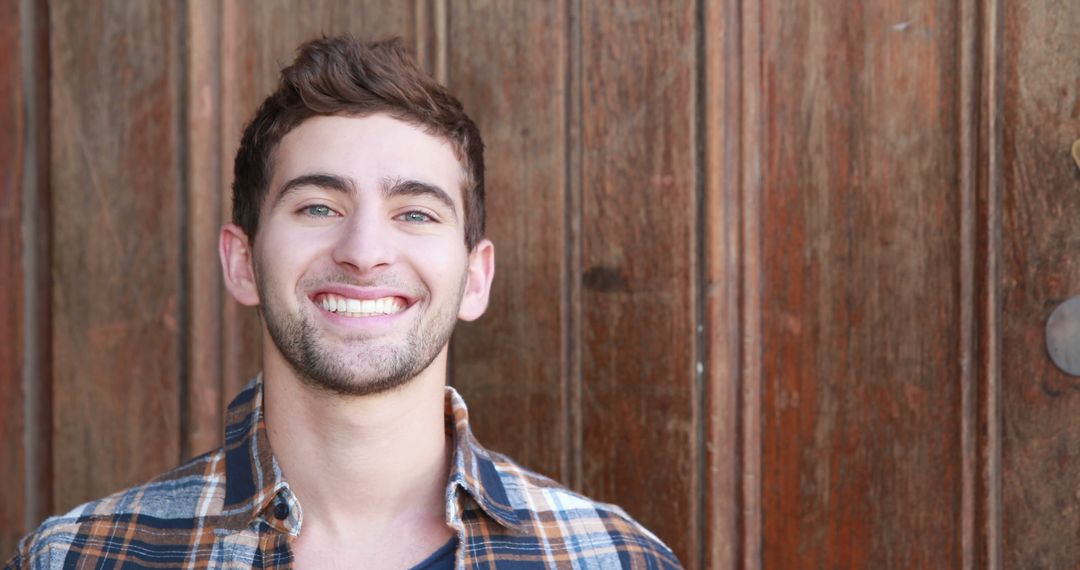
[486,451,684,569]
[6,449,225,569]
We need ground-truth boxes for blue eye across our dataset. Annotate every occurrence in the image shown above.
[400,211,433,223]
[303,205,335,217]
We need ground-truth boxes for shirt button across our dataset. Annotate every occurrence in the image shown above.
[273,501,290,521]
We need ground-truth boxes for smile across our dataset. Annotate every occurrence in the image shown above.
[314,293,407,318]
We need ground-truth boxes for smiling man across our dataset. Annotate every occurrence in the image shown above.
[6,36,681,569]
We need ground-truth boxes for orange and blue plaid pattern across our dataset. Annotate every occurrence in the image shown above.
[6,377,682,569]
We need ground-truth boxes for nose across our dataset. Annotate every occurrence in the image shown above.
[330,209,395,273]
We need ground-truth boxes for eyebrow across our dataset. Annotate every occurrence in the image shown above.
[273,173,354,206]
[381,177,459,223]
[272,173,460,223]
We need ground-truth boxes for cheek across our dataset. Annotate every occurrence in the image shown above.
[254,233,312,287]
[417,247,470,294]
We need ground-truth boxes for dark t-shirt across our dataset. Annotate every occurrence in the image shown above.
[410,536,457,570]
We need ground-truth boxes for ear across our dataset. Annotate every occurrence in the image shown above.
[458,238,495,321]
[219,224,260,306]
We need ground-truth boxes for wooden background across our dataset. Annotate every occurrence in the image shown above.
[3,1,1079,568]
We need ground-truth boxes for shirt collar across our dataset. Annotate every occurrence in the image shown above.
[219,376,522,533]
[443,385,522,529]
[219,374,288,532]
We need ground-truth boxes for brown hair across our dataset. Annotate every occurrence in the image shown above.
[231,35,486,249]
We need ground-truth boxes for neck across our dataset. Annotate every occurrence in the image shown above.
[262,345,451,536]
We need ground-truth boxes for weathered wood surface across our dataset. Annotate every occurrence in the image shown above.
[705,0,745,566]
[0,0,27,555]
[184,0,225,459]
[578,2,699,564]
[1,0,51,557]
[7,1,1080,567]
[49,0,184,512]
[1000,0,1080,566]
[755,0,965,566]
[446,0,570,486]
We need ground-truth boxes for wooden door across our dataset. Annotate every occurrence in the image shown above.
[3,1,1079,568]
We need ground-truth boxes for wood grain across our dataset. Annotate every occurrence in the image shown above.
[13,2,1080,564]
[740,0,766,565]
[49,0,183,511]
[975,1,1003,567]
[578,2,698,563]
[756,0,964,566]
[999,0,1080,565]
[966,0,1003,567]
[184,0,224,460]
[0,0,27,554]
[705,0,744,566]
[445,0,570,485]
[16,0,52,548]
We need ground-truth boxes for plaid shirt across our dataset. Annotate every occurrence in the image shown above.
[7,376,682,569]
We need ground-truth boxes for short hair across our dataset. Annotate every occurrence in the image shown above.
[231,35,486,250]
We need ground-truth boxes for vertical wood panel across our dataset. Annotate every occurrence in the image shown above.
[217,0,263,413]
[976,0,1003,567]
[958,0,980,566]
[218,0,421,404]
[21,3,1080,566]
[968,0,1004,567]
[1,0,54,547]
[999,0,1080,566]
[184,0,224,459]
[0,0,27,554]
[567,0,584,493]
[446,2,569,481]
[578,2,697,563]
[49,0,183,511]
[757,0,964,566]
[740,0,766,564]
[13,0,52,550]
[705,0,743,566]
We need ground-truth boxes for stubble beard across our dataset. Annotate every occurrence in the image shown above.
[257,269,465,397]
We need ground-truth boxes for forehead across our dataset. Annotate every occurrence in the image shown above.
[270,114,465,205]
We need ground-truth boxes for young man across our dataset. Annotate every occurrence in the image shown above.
[7,36,681,569]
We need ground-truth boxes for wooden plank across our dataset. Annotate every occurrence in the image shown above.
[445,1,569,482]
[567,0,583,494]
[0,0,27,553]
[184,0,224,460]
[975,1,1003,567]
[755,0,965,566]
[740,0,766,564]
[999,0,1080,566]
[413,0,446,84]
[958,0,979,566]
[961,0,1001,567]
[704,0,743,566]
[578,2,698,563]
[218,0,421,404]
[21,0,52,542]
[49,0,183,511]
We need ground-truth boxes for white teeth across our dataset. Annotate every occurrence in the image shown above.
[317,294,404,317]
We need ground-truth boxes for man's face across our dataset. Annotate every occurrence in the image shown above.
[239,114,489,396]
